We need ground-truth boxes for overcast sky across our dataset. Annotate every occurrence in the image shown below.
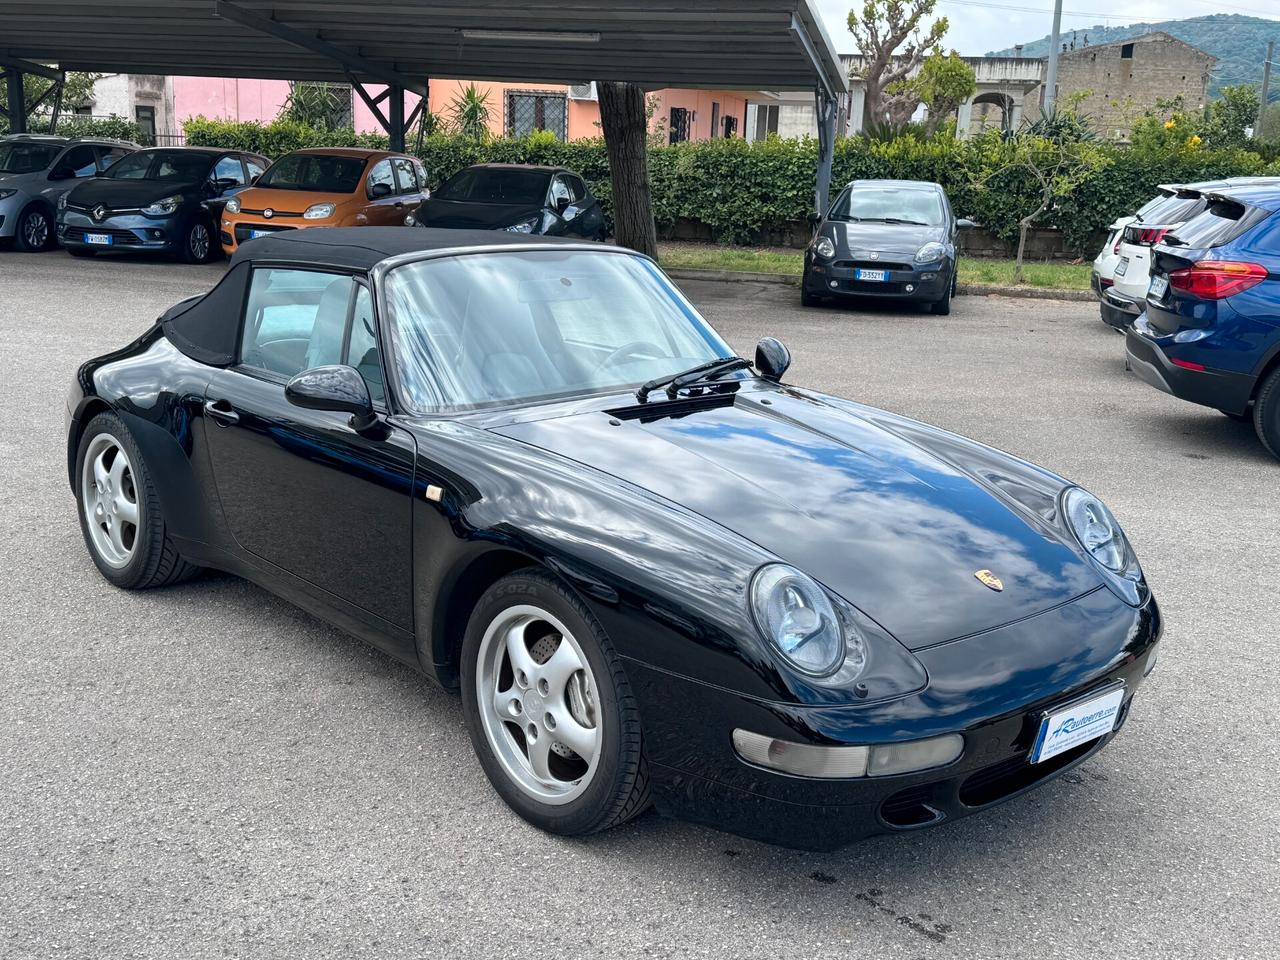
[810,0,1279,57]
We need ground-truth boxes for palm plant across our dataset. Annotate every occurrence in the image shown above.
[448,83,492,141]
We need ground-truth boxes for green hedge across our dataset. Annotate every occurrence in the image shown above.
[184,116,1280,254]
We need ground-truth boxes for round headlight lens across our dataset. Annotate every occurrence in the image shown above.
[225,196,241,214]
[1063,487,1130,574]
[303,202,336,220]
[914,241,945,263]
[814,236,836,260]
[750,564,844,676]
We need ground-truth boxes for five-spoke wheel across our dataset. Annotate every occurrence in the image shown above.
[80,433,140,568]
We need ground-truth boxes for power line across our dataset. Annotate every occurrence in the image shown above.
[938,2,1279,25]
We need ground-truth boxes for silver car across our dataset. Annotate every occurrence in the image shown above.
[0,135,139,251]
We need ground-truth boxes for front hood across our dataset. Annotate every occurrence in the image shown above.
[416,198,542,230]
[233,187,349,213]
[492,387,1100,650]
[67,178,196,209]
[828,221,944,259]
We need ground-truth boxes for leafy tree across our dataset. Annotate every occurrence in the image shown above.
[847,0,948,128]
[1201,83,1259,150]
[0,71,99,134]
[910,50,976,136]
[447,83,493,141]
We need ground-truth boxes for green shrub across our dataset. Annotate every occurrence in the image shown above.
[181,116,1275,254]
[24,114,146,143]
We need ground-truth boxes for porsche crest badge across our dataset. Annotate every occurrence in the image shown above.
[974,569,1004,592]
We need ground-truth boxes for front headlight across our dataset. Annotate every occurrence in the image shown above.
[403,213,417,226]
[914,241,945,263]
[303,202,336,220]
[813,236,836,260]
[504,216,540,233]
[224,196,241,214]
[751,564,854,677]
[1062,487,1145,602]
[142,195,182,217]
[56,192,68,209]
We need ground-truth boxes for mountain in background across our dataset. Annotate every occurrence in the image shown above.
[986,14,1278,100]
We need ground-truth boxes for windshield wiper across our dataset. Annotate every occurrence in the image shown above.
[864,217,929,226]
[636,357,749,403]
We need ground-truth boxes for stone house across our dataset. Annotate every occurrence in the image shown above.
[1053,32,1215,140]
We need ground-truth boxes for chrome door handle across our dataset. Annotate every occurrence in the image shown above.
[204,400,240,425]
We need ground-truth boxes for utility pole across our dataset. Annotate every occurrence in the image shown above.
[1257,40,1274,141]
[1043,0,1064,115]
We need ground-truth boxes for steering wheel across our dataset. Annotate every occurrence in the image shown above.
[594,340,666,373]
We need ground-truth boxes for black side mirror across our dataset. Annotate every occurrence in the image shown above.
[48,167,72,181]
[755,337,791,382]
[555,195,571,214]
[956,218,977,231]
[285,365,379,433]
[370,181,392,199]
[807,211,821,229]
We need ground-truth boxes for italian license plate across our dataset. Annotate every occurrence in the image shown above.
[85,232,112,245]
[854,268,887,282]
[1031,685,1125,764]
[1149,275,1169,299]
[1115,257,1128,277]
[249,229,271,239]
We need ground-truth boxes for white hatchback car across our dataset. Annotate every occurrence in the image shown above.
[1091,214,1135,328]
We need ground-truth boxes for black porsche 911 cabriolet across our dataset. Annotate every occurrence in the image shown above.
[66,228,1160,850]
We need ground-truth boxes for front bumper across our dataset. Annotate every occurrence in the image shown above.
[1125,316,1255,415]
[220,216,303,253]
[58,209,182,252]
[804,258,950,302]
[629,587,1161,850]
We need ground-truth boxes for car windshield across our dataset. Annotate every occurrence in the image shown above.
[384,250,733,412]
[435,168,551,205]
[256,154,367,192]
[830,187,944,225]
[0,141,62,173]
[105,149,213,181]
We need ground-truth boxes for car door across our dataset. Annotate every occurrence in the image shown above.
[201,266,417,639]
[362,158,402,225]
[391,155,426,221]
[565,174,604,239]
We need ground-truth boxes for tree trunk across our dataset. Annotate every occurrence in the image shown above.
[596,81,657,259]
[1015,219,1030,283]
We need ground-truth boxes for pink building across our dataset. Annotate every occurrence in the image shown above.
[169,76,754,143]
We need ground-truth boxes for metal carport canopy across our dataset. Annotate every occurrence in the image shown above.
[0,0,847,95]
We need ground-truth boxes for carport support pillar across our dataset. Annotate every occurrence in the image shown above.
[814,89,836,218]
[388,85,405,151]
[6,69,25,135]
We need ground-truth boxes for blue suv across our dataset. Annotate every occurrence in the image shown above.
[1126,183,1280,458]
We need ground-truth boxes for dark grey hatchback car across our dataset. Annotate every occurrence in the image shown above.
[802,179,974,314]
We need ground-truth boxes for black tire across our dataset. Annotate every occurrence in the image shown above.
[14,204,54,252]
[67,246,96,258]
[1253,366,1280,460]
[460,567,650,837]
[179,217,216,264]
[74,412,200,589]
[930,286,952,315]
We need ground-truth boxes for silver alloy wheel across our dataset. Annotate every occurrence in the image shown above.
[22,209,49,248]
[475,604,602,805]
[80,433,140,569]
[189,223,210,260]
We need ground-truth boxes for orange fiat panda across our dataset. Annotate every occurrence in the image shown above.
[220,147,428,254]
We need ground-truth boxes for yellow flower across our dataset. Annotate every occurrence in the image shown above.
[1164,119,1176,130]
[1186,134,1202,148]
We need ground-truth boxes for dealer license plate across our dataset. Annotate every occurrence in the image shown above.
[1115,257,1128,277]
[1030,685,1125,764]
[85,232,112,245]
[854,268,887,282]
[1149,275,1168,299]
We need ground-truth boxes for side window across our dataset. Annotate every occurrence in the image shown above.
[345,285,384,406]
[550,176,571,209]
[566,175,587,202]
[95,146,131,173]
[367,159,394,199]
[391,156,419,195]
[413,160,430,194]
[245,158,266,181]
[214,155,246,185]
[55,145,99,179]
[240,268,354,378]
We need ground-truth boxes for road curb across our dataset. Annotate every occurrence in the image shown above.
[664,268,1093,302]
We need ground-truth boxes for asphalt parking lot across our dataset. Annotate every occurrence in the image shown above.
[2,251,1277,959]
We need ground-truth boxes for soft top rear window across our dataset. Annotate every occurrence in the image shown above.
[1168,198,1272,249]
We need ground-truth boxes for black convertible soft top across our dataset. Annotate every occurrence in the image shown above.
[160,227,587,366]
